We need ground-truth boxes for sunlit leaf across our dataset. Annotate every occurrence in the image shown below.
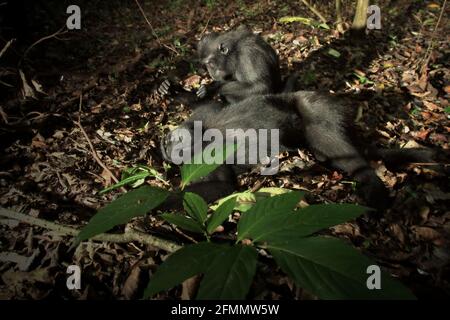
[161,213,204,233]
[143,243,222,298]
[207,197,236,234]
[268,237,416,300]
[78,186,169,241]
[237,191,303,241]
[197,245,258,299]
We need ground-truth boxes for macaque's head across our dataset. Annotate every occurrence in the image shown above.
[197,25,252,81]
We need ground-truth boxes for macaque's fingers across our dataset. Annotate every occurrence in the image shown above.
[196,84,207,99]
[157,79,171,96]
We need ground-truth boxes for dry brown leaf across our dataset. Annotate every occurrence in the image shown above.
[419,206,431,222]
[293,35,308,44]
[423,101,439,111]
[403,140,421,148]
[332,223,361,237]
[414,129,431,140]
[429,133,448,144]
[130,102,142,111]
[283,33,294,42]
[100,168,113,186]
[421,111,432,119]
[181,275,200,300]
[19,70,36,99]
[31,134,47,149]
[31,79,46,94]
[122,265,142,299]
[389,224,405,244]
[418,70,428,91]
[412,226,442,242]
[52,130,65,139]
[2,268,52,287]
[91,103,103,114]
[427,3,441,9]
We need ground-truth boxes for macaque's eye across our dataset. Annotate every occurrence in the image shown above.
[219,43,229,55]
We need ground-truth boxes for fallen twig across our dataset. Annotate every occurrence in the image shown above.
[134,0,179,55]
[420,0,447,73]
[0,206,181,253]
[73,95,126,192]
[0,106,8,124]
[335,0,344,33]
[0,39,15,59]
[199,12,213,39]
[21,26,68,63]
[300,0,328,24]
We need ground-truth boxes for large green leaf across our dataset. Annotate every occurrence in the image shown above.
[279,16,312,25]
[143,242,223,298]
[180,144,235,188]
[237,191,304,241]
[78,186,169,241]
[161,213,204,234]
[211,187,292,212]
[207,197,236,234]
[180,163,221,189]
[211,191,256,212]
[253,204,368,243]
[183,192,208,224]
[268,237,415,300]
[327,48,341,58]
[99,172,150,195]
[197,245,258,300]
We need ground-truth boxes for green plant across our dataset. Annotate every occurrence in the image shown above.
[327,48,342,58]
[173,38,190,56]
[279,16,330,30]
[444,106,450,114]
[204,0,217,9]
[78,146,415,300]
[301,70,317,86]
[353,72,374,85]
[99,165,167,195]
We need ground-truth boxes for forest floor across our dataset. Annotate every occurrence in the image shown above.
[0,0,449,299]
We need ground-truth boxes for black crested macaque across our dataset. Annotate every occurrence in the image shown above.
[197,25,282,103]
[158,25,283,105]
[161,91,434,211]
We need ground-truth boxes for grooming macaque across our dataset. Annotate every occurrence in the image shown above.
[161,91,433,210]
[158,25,283,105]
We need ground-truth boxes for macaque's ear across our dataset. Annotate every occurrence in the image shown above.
[199,32,218,44]
[197,32,218,54]
[235,24,251,33]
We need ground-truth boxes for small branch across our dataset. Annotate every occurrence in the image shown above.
[134,0,179,55]
[0,38,15,59]
[0,106,8,124]
[335,0,344,33]
[73,95,126,192]
[21,26,68,62]
[351,0,368,32]
[408,162,449,167]
[0,206,181,253]
[300,0,328,24]
[421,0,447,73]
[199,12,213,39]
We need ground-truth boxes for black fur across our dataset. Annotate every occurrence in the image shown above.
[161,91,434,210]
[158,25,283,105]
[197,25,282,103]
